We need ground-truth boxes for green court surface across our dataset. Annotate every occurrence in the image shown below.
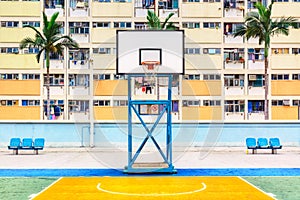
[0,177,299,200]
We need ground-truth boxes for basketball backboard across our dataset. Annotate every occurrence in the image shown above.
[116,30,184,74]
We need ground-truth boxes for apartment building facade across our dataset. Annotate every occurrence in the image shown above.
[0,0,300,122]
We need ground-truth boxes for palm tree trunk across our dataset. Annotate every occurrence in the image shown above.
[46,53,51,120]
[264,57,269,120]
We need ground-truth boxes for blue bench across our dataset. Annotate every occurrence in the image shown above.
[8,138,45,155]
[246,137,282,154]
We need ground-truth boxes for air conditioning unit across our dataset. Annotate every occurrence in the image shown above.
[283,100,290,106]
[249,75,257,80]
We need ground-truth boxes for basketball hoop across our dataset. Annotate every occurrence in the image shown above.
[141,61,160,75]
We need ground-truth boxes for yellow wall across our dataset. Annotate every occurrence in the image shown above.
[94,106,128,120]
[91,29,116,43]
[182,80,222,96]
[0,2,40,17]
[0,54,40,69]
[271,55,300,69]
[273,3,300,18]
[0,80,40,96]
[271,29,300,44]
[185,29,222,44]
[271,80,300,96]
[91,54,116,70]
[271,106,298,120]
[0,28,37,43]
[91,2,133,17]
[182,106,222,120]
[94,80,128,96]
[181,3,222,18]
[0,106,40,120]
[185,55,222,70]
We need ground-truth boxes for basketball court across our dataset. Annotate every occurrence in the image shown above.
[33,176,274,200]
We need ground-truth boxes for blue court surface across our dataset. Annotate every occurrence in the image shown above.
[0,168,299,177]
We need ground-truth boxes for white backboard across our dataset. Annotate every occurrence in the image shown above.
[117,30,184,74]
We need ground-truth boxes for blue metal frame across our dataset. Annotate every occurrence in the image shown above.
[124,74,176,173]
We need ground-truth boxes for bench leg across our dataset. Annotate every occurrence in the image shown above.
[13,149,18,155]
[35,150,38,155]
[272,149,277,154]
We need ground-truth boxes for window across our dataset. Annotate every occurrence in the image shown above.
[92,22,110,28]
[248,100,264,113]
[272,100,284,106]
[26,48,39,54]
[22,21,40,27]
[114,22,131,28]
[69,74,89,86]
[272,48,289,54]
[224,48,244,62]
[93,74,111,80]
[69,22,89,34]
[0,100,18,106]
[1,21,19,28]
[224,23,243,35]
[203,48,221,54]
[292,48,300,55]
[183,74,200,80]
[182,0,200,2]
[92,48,111,54]
[248,48,264,61]
[182,22,200,29]
[94,100,111,106]
[45,0,64,8]
[114,74,128,80]
[0,47,19,54]
[203,0,220,2]
[134,22,147,30]
[22,100,40,106]
[182,100,200,107]
[49,52,64,60]
[0,74,19,80]
[271,74,289,80]
[248,74,264,87]
[203,22,221,29]
[69,100,89,112]
[44,74,64,86]
[203,100,221,106]
[225,100,244,113]
[69,49,89,61]
[224,74,244,87]
[292,74,300,80]
[22,74,40,80]
[292,100,300,106]
[203,74,221,80]
[113,100,128,106]
[184,48,200,54]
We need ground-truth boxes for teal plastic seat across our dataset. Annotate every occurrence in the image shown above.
[269,138,282,149]
[33,138,45,150]
[246,138,257,149]
[257,138,269,148]
[8,138,21,148]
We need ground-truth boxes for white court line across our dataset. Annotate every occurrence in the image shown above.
[30,177,63,200]
[97,182,206,196]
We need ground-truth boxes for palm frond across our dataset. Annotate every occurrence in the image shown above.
[162,12,175,29]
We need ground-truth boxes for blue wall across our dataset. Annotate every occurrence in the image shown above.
[1,123,299,147]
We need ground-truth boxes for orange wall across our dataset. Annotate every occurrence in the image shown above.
[0,80,40,95]
[94,106,128,120]
[94,80,127,96]
[271,106,298,120]
[182,80,222,96]
[182,106,222,120]
[271,80,300,96]
[0,106,40,120]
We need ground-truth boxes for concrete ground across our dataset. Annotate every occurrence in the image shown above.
[0,147,299,169]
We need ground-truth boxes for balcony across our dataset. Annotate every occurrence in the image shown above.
[91,2,133,17]
[248,60,264,70]
[224,60,244,69]
[44,0,64,17]
[224,112,244,120]
[70,33,89,43]
[181,2,222,18]
[185,55,222,70]
[0,1,40,17]
[224,86,244,96]
[69,86,89,96]
[248,86,264,96]
[224,35,243,44]
[69,111,89,121]
[247,112,265,121]
[159,8,179,18]
[224,7,244,18]
[69,60,89,69]
[43,86,65,96]
[69,1,89,17]
[0,80,40,96]
[45,60,64,69]
[0,54,40,70]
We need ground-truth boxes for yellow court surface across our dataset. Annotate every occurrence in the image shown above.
[33,176,274,200]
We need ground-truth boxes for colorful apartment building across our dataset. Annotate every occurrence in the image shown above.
[0,0,300,122]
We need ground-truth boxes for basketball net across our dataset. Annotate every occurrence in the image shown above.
[141,61,160,84]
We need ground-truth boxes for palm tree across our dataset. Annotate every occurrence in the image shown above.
[146,10,176,30]
[233,1,296,120]
[20,12,79,119]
